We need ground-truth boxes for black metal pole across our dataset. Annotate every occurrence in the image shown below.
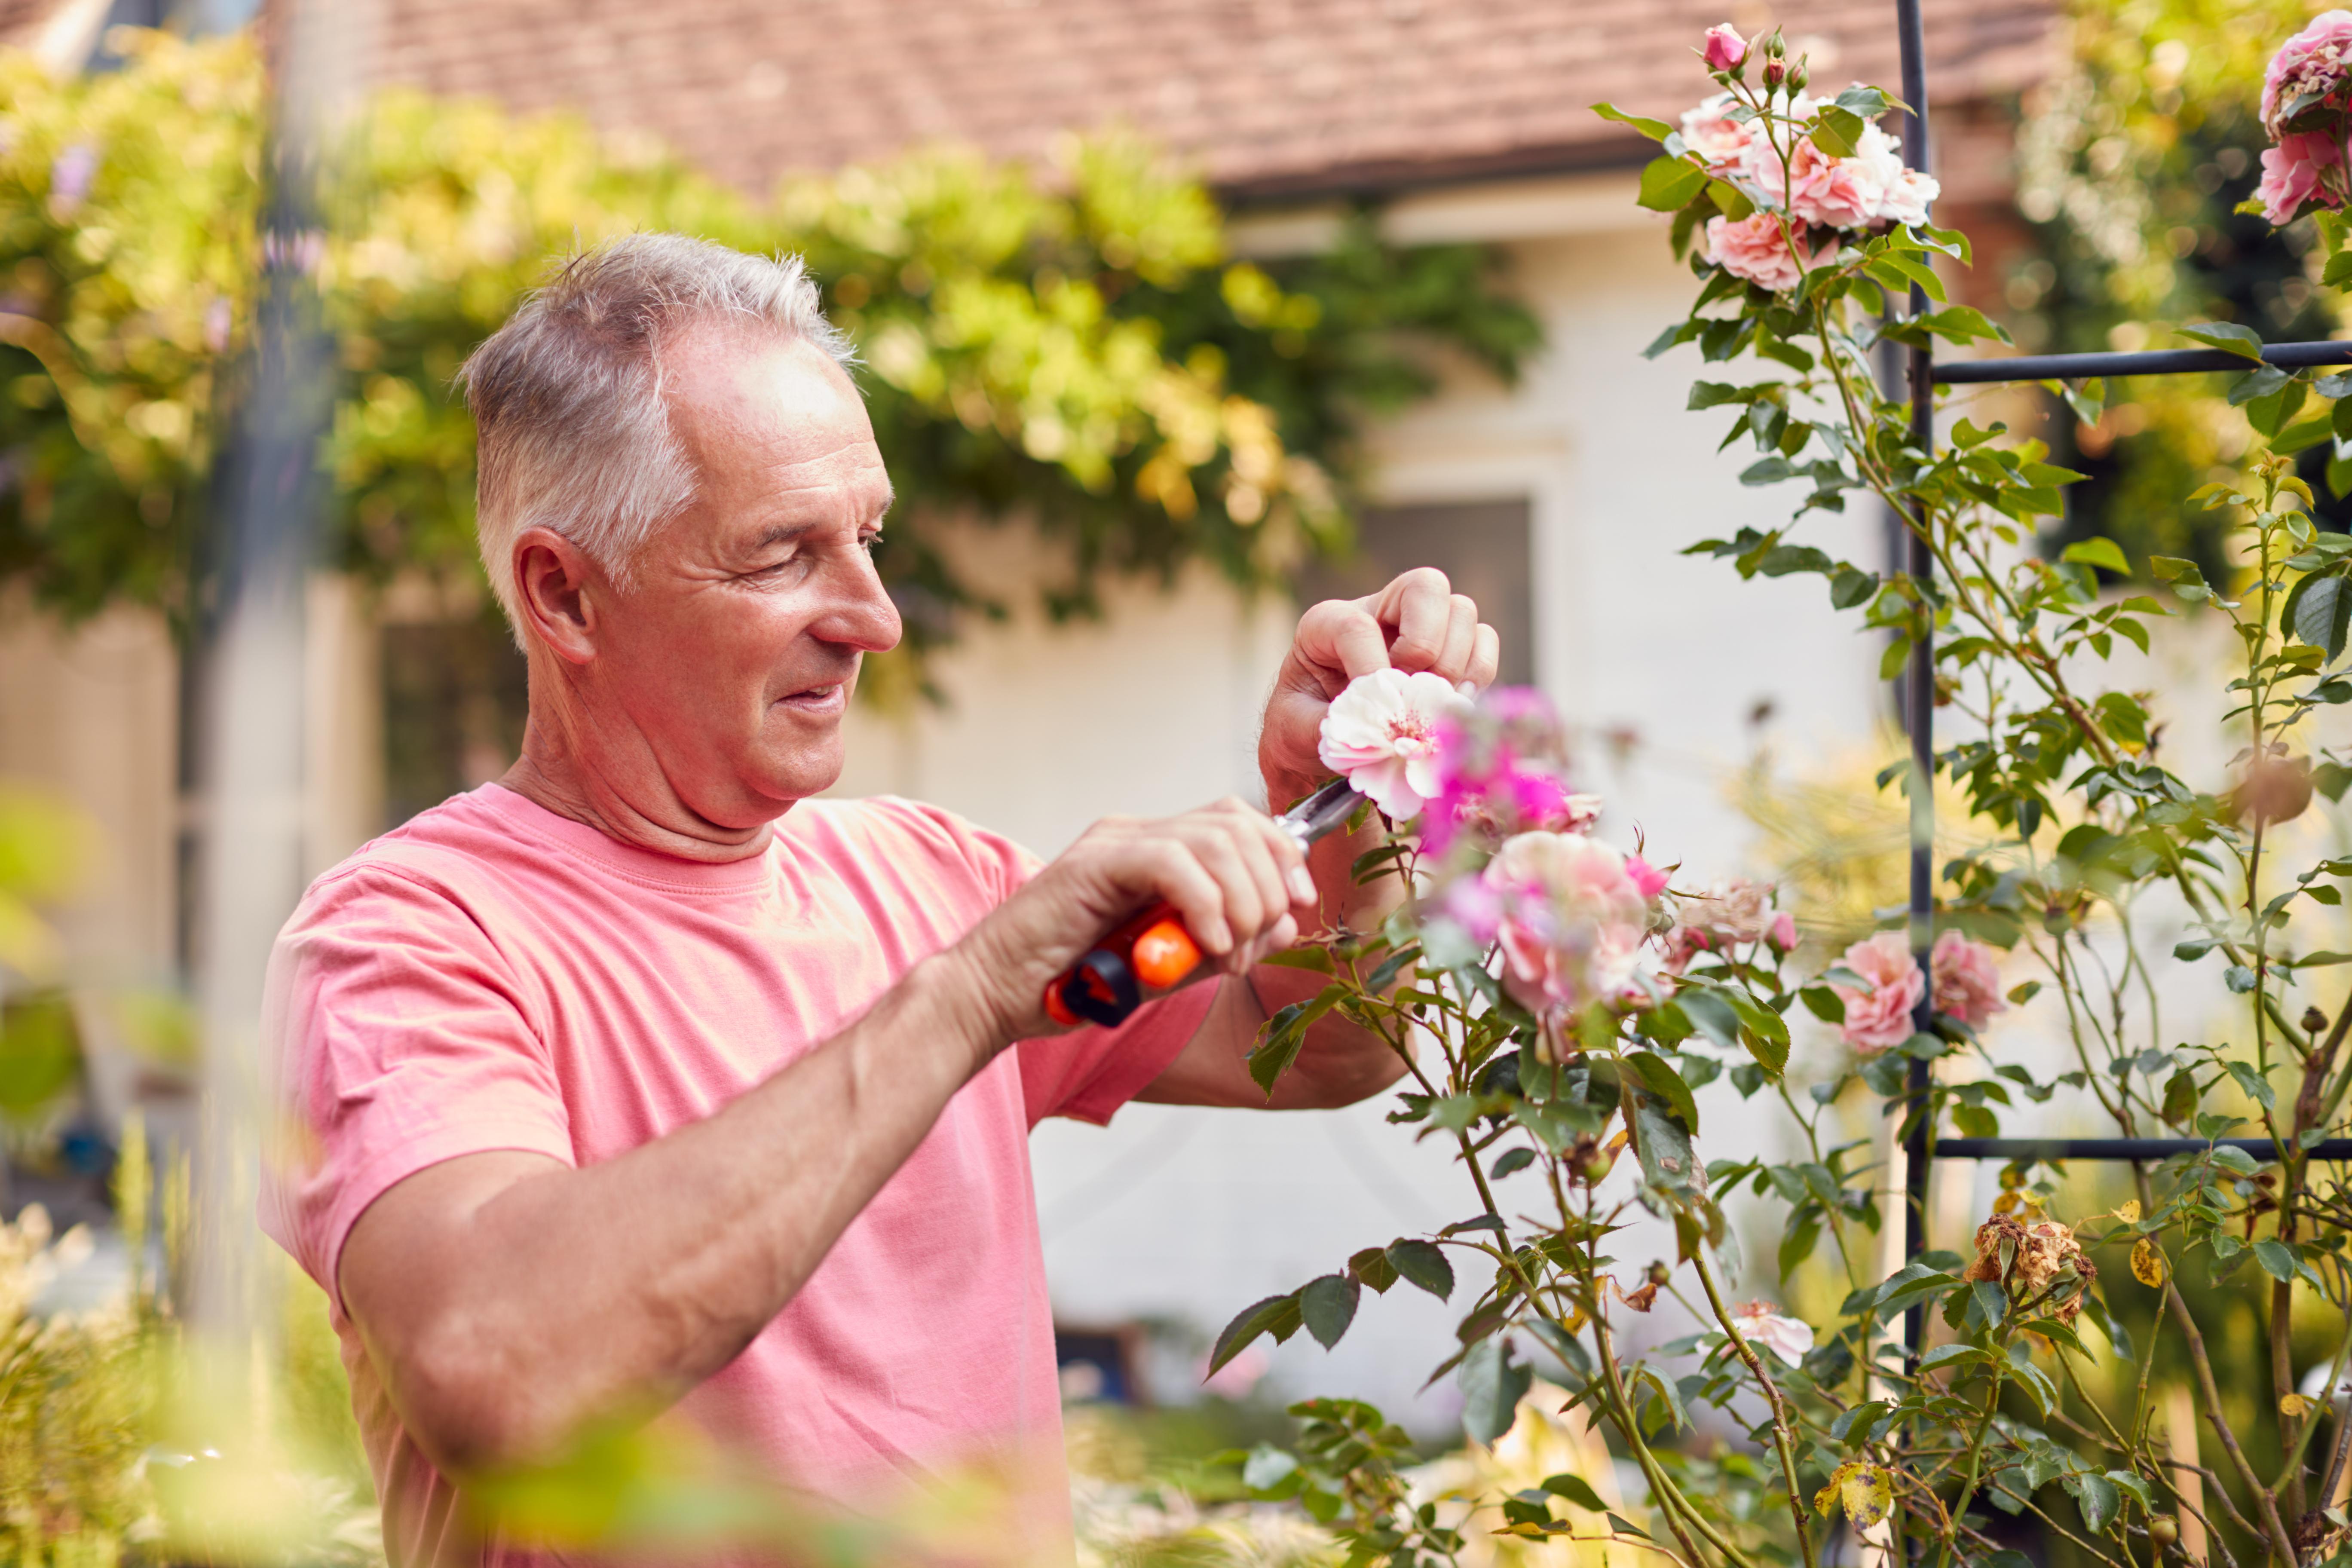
[1935,340,2352,384]
[1939,1137,2352,1162]
[1895,0,1935,1384]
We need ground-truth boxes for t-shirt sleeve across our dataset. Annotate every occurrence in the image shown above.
[1016,980,1220,1127]
[863,796,1221,1127]
[257,866,575,1317]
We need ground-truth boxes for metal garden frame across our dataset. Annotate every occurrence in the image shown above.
[1884,0,2352,1358]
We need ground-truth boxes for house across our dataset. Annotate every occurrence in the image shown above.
[0,0,2058,1421]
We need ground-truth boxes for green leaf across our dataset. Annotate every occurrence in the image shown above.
[1706,179,1754,220]
[1491,1147,1536,1179]
[1541,1473,1610,1513]
[1459,1336,1532,1445]
[1348,1246,1399,1293]
[1248,984,1344,1096]
[2070,1471,2120,1534]
[2178,321,2267,362]
[1592,102,1674,142]
[1810,105,1866,158]
[1259,946,1333,973]
[1300,1273,1360,1350]
[1638,155,1708,213]
[2060,537,2129,575]
[1387,1239,1455,1301]
[1209,1293,1301,1374]
[1624,1050,1699,1133]
[2254,1238,2301,1283]
[2294,572,2352,661]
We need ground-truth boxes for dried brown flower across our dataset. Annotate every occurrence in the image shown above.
[1964,1215,2095,1323]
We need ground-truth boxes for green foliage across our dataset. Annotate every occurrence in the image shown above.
[0,32,1539,682]
[2014,0,2344,573]
[1220,50,2352,1568]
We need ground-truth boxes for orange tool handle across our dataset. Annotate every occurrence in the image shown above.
[1042,901,1206,1028]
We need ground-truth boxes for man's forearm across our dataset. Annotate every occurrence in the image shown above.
[346,946,1013,1473]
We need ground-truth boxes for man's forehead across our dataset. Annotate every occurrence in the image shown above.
[666,325,888,504]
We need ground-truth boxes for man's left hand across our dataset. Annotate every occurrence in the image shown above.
[1259,567,1501,803]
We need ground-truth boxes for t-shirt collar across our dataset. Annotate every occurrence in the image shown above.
[475,782,778,893]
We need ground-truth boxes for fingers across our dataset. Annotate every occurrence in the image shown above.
[1468,621,1502,689]
[1292,597,1392,684]
[1115,802,1310,974]
[1378,567,1455,672]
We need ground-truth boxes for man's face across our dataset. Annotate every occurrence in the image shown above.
[581,327,900,827]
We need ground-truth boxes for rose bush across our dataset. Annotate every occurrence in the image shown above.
[1210,20,2352,1568]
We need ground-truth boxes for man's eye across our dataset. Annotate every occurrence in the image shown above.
[861,533,884,555]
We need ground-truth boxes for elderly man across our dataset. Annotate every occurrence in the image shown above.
[263,234,1499,1565]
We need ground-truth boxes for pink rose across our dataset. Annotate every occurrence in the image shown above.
[1829,931,1925,1054]
[1702,23,1748,72]
[2258,131,2341,224]
[1769,910,1798,951]
[1485,831,1654,1023]
[2264,11,2352,135]
[1660,924,1713,974]
[1930,930,2006,1029]
[1317,668,1473,820]
[1420,686,1579,854]
[1679,94,1755,177]
[1625,854,1670,900]
[1700,212,1834,293]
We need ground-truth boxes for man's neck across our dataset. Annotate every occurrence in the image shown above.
[501,737,777,866]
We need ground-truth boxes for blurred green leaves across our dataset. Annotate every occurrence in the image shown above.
[0,32,1539,685]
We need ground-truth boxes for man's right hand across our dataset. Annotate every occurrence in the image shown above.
[947,798,1319,1047]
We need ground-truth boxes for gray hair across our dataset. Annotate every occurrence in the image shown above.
[459,233,857,632]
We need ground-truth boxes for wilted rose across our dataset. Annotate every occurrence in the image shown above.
[2235,750,2315,826]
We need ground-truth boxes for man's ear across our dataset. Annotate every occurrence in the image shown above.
[511,528,603,665]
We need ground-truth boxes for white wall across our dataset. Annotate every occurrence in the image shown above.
[830,201,1892,1425]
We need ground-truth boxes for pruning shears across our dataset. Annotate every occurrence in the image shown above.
[1043,775,1366,1029]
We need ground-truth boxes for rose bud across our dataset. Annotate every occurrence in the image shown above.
[1786,55,1810,92]
[1762,55,1786,88]
[1645,1260,1672,1287]
[2148,1516,2179,1549]
[1702,22,1748,73]
[2234,751,2314,826]
[1570,1138,1616,1185]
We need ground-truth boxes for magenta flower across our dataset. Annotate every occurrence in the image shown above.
[1702,22,1748,72]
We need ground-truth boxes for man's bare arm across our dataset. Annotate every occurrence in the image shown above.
[337,802,1313,1476]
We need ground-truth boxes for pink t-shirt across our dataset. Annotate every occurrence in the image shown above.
[259,783,1212,1567]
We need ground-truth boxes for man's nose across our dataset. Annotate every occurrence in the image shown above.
[812,551,903,654]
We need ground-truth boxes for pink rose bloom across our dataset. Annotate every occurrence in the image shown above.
[1931,930,2006,1029]
[1700,212,1834,293]
[2263,11,2352,135]
[1877,165,1938,227]
[1317,668,1472,821]
[1420,687,1580,854]
[1769,910,1798,951]
[1625,854,1669,900]
[1678,877,1778,943]
[1660,924,1714,975]
[1702,22,1748,71]
[1679,93,1755,177]
[1783,133,1886,229]
[2258,131,2342,224]
[1485,831,1654,1020]
[1730,1300,1814,1366]
[1830,930,1926,1054]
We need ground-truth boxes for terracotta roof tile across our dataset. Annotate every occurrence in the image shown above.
[8,0,2057,201]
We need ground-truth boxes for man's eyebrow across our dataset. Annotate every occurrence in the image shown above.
[748,522,816,551]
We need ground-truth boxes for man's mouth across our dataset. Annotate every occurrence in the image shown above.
[777,683,847,715]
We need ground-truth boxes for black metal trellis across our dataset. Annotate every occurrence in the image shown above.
[1885,4,2352,1363]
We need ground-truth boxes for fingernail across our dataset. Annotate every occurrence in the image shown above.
[1288,865,1317,904]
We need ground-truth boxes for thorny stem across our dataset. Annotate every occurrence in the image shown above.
[2129,1164,2303,1565]
[1689,1249,1818,1568]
